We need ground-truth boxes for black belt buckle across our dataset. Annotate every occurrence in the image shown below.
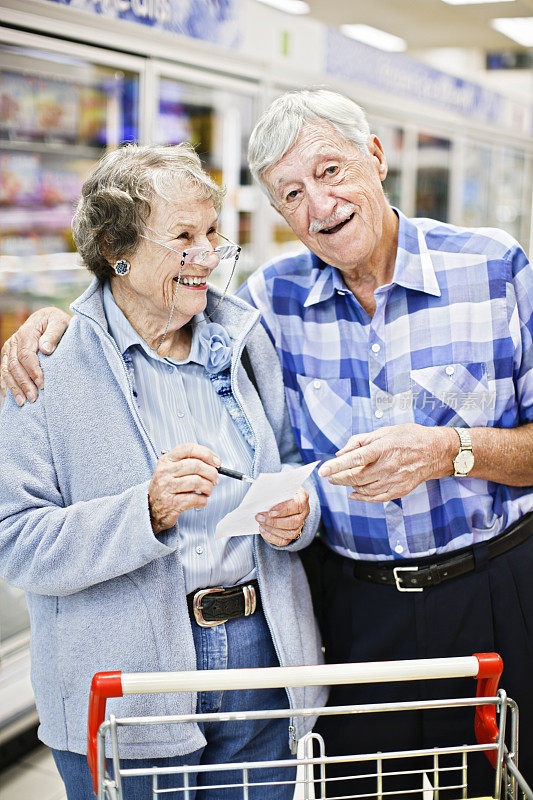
[192,584,258,628]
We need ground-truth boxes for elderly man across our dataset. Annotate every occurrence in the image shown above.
[3,89,533,794]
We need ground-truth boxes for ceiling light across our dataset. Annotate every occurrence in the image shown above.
[341,24,406,52]
[255,0,310,14]
[441,0,516,4]
[491,17,533,46]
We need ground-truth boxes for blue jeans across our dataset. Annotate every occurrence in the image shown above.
[52,608,294,799]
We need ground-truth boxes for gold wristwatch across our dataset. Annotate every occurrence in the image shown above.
[452,427,475,477]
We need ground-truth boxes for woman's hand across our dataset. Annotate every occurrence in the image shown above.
[255,487,310,547]
[148,444,221,534]
[0,307,71,406]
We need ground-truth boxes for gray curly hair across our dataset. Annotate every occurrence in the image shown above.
[248,88,371,201]
[72,143,225,282]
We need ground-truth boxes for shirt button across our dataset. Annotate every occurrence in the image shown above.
[313,379,321,390]
[394,544,404,554]
[371,343,380,353]
[375,409,383,419]
[445,365,455,376]
[167,365,173,373]
[195,546,204,555]
[176,411,185,418]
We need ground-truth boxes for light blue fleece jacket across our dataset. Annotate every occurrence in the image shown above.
[0,279,326,758]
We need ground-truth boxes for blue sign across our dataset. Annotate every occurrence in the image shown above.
[45,0,242,47]
[326,27,532,133]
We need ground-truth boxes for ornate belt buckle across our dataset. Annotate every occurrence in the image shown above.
[193,587,227,627]
[393,566,423,593]
[242,584,257,617]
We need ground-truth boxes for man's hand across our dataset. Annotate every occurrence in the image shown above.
[255,487,310,547]
[0,307,71,406]
[318,424,456,503]
[148,444,221,535]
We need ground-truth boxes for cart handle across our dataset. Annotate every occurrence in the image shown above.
[86,653,503,794]
[87,671,123,794]
[474,652,503,768]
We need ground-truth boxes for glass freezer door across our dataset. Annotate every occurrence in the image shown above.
[415,133,452,222]
[0,33,144,738]
[0,35,144,350]
[150,66,259,289]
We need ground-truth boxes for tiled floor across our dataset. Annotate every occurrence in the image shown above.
[0,745,66,800]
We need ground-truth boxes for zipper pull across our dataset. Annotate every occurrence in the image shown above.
[288,724,297,755]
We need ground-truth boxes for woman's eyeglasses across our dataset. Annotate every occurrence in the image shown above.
[139,232,241,270]
[138,231,242,350]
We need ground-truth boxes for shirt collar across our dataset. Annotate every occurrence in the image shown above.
[303,253,349,308]
[392,208,441,297]
[102,282,205,365]
[302,208,441,307]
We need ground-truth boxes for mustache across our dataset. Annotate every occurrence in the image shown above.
[309,202,357,234]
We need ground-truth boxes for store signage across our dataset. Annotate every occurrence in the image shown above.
[44,0,242,46]
[487,52,533,71]
[326,28,533,135]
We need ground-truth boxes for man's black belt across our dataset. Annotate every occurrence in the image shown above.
[349,512,533,592]
[187,580,261,627]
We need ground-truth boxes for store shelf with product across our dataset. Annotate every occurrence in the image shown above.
[0,53,138,145]
[0,143,92,347]
[0,49,140,254]
[0,46,140,354]
[0,258,90,349]
[0,140,103,158]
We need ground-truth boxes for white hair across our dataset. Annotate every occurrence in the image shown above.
[72,143,224,282]
[248,88,371,198]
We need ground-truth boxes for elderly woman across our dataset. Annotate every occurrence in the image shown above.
[0,144,325,800]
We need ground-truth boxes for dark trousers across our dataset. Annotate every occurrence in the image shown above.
[301,534,533,798]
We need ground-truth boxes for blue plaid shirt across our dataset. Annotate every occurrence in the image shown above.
[237,210,533,561]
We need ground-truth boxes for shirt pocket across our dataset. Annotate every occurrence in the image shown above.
[410,362,493,427]
[295,374,352,454]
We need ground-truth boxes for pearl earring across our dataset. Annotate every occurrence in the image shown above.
[113,259,131,276]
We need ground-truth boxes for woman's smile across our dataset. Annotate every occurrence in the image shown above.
[173,274,209,289]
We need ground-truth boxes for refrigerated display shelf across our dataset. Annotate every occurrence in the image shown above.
[0,632,36,749]
[0,205,75,231]
[0,140,103,158]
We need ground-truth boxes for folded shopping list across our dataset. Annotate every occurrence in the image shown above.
[214,461,319,539]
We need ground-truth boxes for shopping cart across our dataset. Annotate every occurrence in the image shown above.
[87,653,533,800]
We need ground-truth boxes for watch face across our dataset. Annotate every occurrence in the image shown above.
[455,450,475,474]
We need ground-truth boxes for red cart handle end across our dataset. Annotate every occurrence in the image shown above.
[87,672,123,795]
[474,653,503,768]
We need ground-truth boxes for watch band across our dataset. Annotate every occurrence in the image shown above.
[453,427,474,476]
[454,427,472,451]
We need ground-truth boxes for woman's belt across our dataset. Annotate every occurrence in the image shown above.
[187,580,261,627]
[348,512,533,592]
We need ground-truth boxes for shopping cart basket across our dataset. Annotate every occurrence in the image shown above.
[87,653,533,800]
